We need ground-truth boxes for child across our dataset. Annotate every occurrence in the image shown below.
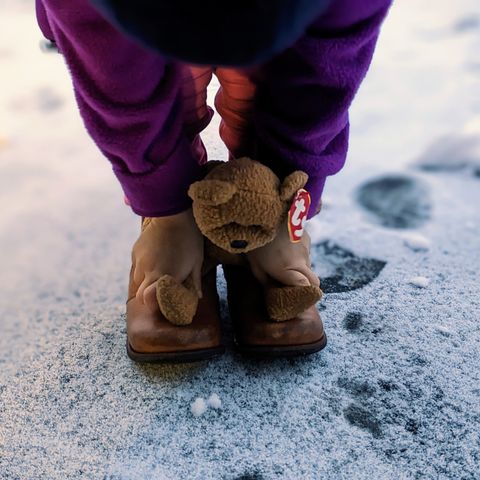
[36,0,392,361]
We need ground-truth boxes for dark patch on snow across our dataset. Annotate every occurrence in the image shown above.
[378,379,398,392]
[343,403,383,438]
[356,175,431,229]
[337,377,376,398]
[409,353,430,367]
[37,87,64,112]
[233,472,265,480]
[39,39,60,54]
[343,312,364,331]
[405,418,420,435]
[466,61,480,72]
[453,15,480,33]
[59,374,73,386]
[314,241,386,293]
[414,135,480,179]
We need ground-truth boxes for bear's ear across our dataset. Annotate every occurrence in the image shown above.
[188,179,237,206]
[279,171,308,202]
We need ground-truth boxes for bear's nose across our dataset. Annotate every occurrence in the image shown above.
[230,239,248,249]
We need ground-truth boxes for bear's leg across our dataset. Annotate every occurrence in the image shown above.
[265,285,323,322]
[156,274,199,326]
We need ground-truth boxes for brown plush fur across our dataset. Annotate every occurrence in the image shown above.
[265,285,322,321]
[156,275,198,326]
[156,157,323,325]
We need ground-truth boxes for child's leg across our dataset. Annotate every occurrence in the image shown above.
[207,0,389,296]
[214,68,257,160]
[37,0,206,218]
[36,1,216,308]
[36,0,54,42]
[253,0,392,219]
[216,1,391,293]
[36,3,224,359]
[214,68,322,350]
[180,65,214,166]
[214,67,319,291]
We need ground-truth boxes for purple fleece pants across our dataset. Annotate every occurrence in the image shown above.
[36,0,391,218]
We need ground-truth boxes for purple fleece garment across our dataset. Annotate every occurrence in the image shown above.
[36,0,391,218]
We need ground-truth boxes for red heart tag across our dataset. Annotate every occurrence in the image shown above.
[288,189,311,243]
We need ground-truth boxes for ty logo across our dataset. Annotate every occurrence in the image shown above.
[288,189,311,242]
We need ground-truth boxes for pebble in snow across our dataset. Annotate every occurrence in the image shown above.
[191,398,207,417]
[207,393,222,409]
[409,276,430,288]
[403,232,431,251]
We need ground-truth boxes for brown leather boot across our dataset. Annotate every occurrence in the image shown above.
[224,265,327,357]
[126,265,225,363]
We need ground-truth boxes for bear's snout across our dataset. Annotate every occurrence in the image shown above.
[230,239,248,249]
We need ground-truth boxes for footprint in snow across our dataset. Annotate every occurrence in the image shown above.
[313,241,386,294]
[356,175,431,229]
[452,15,480,34]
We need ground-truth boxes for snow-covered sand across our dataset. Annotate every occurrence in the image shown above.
[1,1,479,479]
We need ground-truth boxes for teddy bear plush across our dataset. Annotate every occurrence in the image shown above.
[155,157,322,326]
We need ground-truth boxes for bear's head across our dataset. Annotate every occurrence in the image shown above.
[188,157,308,254]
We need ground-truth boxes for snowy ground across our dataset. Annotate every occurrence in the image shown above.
[1,1,479,479]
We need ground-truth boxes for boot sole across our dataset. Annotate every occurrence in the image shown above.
[233,332,327,358]
[126,340,225,364]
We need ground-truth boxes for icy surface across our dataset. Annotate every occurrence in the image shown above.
[1,1,479,479]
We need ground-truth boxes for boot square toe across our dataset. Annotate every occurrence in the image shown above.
[126,269,225,363]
